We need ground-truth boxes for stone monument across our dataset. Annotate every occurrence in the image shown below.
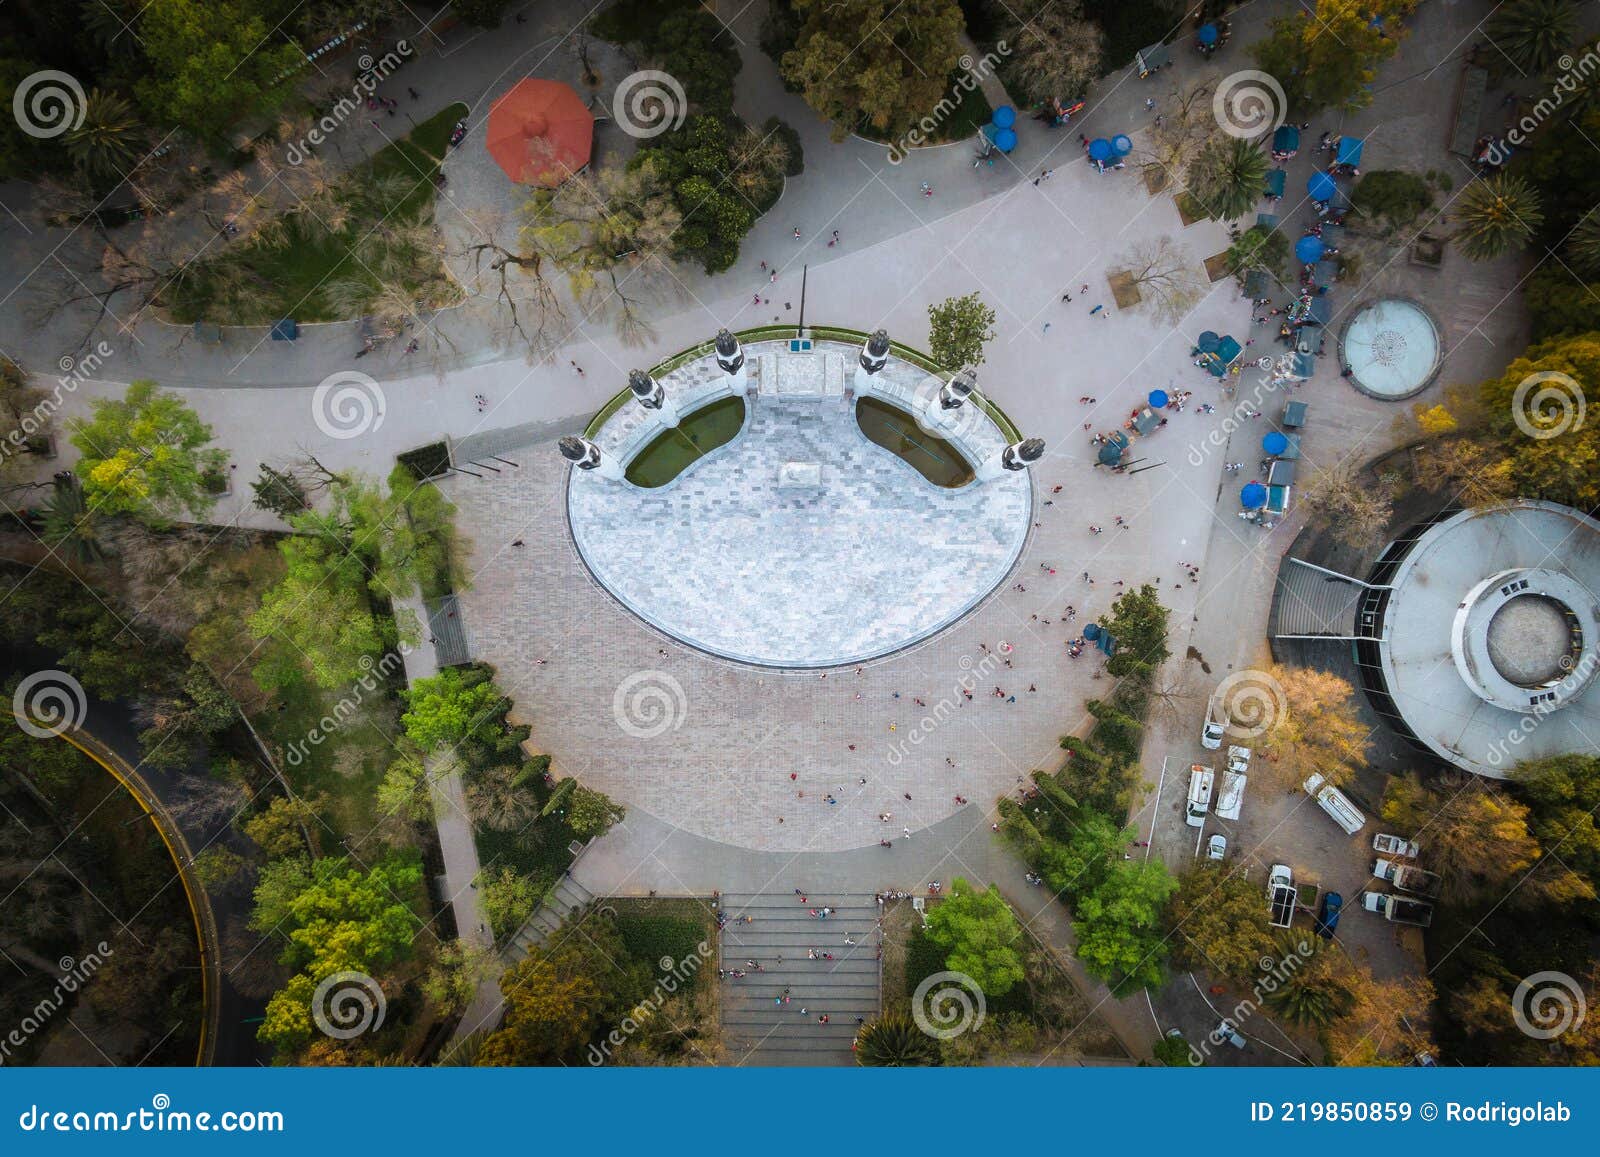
[558,434,625,482]
[975,437,1045,483]
[853,328,890,393]
[628,369,679,427]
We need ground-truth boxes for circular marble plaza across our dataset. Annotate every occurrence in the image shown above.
[1341,298,1442,400]
[565,337,1033,667]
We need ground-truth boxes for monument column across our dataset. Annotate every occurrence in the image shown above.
[975,437,1045,483]
[558,434,626,482]
[852,328,890,395]
[628,369,680,428]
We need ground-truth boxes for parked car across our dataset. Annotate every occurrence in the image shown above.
[1303,773,1366,835]
[1226,745,1251,774]
[1373,858,1441,899]
[1207,833,1228,860]
[1215,769,1247,821]
[1373,833,1420,858]
[1362,891,1434,927]
[1268,864,1296,928]
[1314,891,1342,939]
[1185,765,1214,828]
[1201,719,1225,750]
[1213,1018,1247,1049]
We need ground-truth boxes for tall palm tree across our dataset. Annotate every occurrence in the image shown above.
[1488,0,1578,76]
[1189,135,1270,221]
[854,1016,943,1066]
[65,89,145,182]
[1266,968,1356,1027]
[1455,173,1544,260]
[1567,206,1600,278]
[465,764,537,833]
[39,473,103,565]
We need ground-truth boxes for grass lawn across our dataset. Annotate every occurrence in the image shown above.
[610,896,718,983]
[266,673,399,843]
[166,102,468,325]
[624,396,746,487]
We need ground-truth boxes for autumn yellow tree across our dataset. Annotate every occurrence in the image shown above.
[1382,773,1594,907]
[1247,665,1371,791]
[1325,966,1436,1065]
[1477,333,1600,508]
[1299,461,1393,549]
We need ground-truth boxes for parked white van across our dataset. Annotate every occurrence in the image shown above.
[1215,768,1247,821]
[1185,765,1214,828]
[1303,773,1366,836]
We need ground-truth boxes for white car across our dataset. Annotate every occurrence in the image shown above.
[1207,833,1228,860]
[1201,719,1225,750]
[1215,769,1247,821]
[1185,765,1214,828]
[1226,745,1252,773]
[1373,833,1420,858]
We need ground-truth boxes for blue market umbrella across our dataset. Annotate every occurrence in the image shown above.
[1196,330,1221,353]
[1295,234,1326,263]
[1112,134,1132,156]
[1307,171,1337,201]
[1336,136,1364,167]
[1197,22,1219,45]
[1148,389,1170,408]
[1263,431,1289,456]
[991,105,1016,129]
[993,126,1017,153]
[1241,482,1268,510]
[1082,622,1102,640]
[1097,443,1123,466]
[1088,138,1113,162]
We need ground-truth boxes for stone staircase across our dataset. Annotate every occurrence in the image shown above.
[503,875,595,964]
[718,891,881,1066]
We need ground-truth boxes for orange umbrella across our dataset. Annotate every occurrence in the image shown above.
[485,78,594,187]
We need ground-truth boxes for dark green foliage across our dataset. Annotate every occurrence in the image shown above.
[1351,170,1433,229]
[593,1,740,111]
[856,1015,943,1065]
[452,0,513,27]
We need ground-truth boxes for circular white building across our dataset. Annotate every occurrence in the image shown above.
[1352,501,1600,777]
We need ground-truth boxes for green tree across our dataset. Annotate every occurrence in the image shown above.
[1476,333,1600,507]
[38,473,104,565]
[1487,0,1578,76]
[68,379,226,523]
[925,291,997,371]
[250,462,310,519]
[247,855,315,931]
[191,846,248,889]
[1514,754,1600,893]
[376,756,435,823]
[1101,584,1171,679]
[134,0,300,138]
[781,0,965,140]
[477,910,647,1064]
[402,667,507,751]
[1165,862,1277,981]
[1568,207,1600,278]
[1351,170,1434,232]
[240,795,320,858]
[855,1015,942,1066]
[1454,173,1543,260]
[922,877,1025,996]
[477,865,539,938]
[254,855,423,978]
[1226,224,1289,285]
[565,784,626,839]
[1251,0,1418,114]
[1189,136,1270,221]
[1152,1032,1197,1066]
[422,939,495,1015]
[1072,859,1178,996]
